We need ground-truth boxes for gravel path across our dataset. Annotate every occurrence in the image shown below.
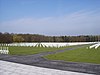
[0,46,100,74]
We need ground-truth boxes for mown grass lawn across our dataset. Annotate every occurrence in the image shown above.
[2,46,73,55]
[44,46,100,64]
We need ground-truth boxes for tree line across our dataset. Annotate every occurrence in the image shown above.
[0,32,100,43]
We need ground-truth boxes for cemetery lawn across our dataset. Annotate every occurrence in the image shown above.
[44,46,100,64]
[8,46,72,55]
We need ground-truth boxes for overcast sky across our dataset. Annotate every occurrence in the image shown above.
[0,0,100,36]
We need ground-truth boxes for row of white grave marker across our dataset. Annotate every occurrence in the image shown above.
[89,43,100,49]
[0,47,9,54]
[0,42,95,48]
[0,43,67,48]
[0,42,98,54]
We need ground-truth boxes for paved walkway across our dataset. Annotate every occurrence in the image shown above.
[0,60,93,75]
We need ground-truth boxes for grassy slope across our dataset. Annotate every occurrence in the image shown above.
[44,46,100,64]
[1,46,72,55]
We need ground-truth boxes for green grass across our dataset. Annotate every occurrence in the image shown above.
[0,46,73,55]
[44,46,100,64]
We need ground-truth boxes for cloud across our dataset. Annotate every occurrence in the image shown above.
[0,10,100,35]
